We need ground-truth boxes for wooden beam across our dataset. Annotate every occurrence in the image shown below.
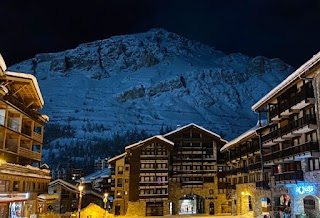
[13,84,27,95]
[26,101,34,108]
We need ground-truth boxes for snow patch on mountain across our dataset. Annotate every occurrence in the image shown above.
[9,28,293,151]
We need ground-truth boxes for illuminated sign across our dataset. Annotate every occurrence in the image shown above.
[295,185,315,195]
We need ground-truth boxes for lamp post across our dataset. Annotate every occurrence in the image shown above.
[240,191,245,215]
[78,184,84,218]
[104,193,108,214]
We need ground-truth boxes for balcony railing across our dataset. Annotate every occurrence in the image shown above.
[4,95,44,121]
[274,171,303,182]
[256,181,270,189]
[262,115,316,143]
[263,141,319,162]
[230,143,260,161]
[248,162,262,171]
[269,85,314,119]
[237,168,249,174]
[19,147,41,161]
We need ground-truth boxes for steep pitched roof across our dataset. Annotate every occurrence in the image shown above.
[49,179,78,192]
[163,123,228,143]
[107,152,126,164]
[220,121,267,152]
[49,179,104,198]
[125,135,174,150]
[75,168,111,184]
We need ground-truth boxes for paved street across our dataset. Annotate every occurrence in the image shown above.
[141,212,254,218]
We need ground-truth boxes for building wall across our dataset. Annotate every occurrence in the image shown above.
[235,183,271,217]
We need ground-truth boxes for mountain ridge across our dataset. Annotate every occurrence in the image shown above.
[8,28,294,167]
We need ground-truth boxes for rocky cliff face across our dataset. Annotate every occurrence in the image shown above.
[9,28,293,161]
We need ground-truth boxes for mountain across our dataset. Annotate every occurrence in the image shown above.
[9,28,293,168]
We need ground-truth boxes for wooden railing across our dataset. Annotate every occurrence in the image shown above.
[269,85,314,119]
[19,147,41,161]
[262,115,316,143]
[263,141,319,162]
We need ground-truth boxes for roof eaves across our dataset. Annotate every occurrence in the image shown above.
[252,51,320,112]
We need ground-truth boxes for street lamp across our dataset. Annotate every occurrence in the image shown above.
[103,193,108,213]
[78,184,84,218]
[240,192,245,215]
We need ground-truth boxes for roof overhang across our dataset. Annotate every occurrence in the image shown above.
[1,71,44,109]
[163,123,228,143]
[252,52,320,112]
[108,152,127,164]
[125,135,174,151]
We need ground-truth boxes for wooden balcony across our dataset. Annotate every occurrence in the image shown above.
[33,132,43,143]
[0,161,50,178]
[182,180,203,185]
[4,95,44,122]
[262,115,317,144]
[19,147,41,161]
[237,168,249,175]
[248,162,262,172]
[263,141,319,165]
[139,193,168,199]
[269,84,314,120]
[230,144,260,162]
[274,171,303,183]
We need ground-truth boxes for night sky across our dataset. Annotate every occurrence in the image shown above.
[0,0,319,67]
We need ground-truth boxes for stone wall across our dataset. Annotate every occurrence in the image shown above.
[126,201,146,217]
[235,183,271,218]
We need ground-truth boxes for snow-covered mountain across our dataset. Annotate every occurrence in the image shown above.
[9,28,293,164]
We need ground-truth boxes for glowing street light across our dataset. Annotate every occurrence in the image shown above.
[104,193,108,213]
[0,158,6,165]
[78,184,84,218]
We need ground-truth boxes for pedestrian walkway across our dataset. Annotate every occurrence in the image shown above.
[142,211,254,218]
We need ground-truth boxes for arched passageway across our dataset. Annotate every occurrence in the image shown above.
[178,194,205,215]
[261,197,271,217]
[304,195,320,218]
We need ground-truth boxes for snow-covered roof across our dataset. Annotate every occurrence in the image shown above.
[38,194,59,200]
[49,179,78,191]
[252,51,320,111]
[0,162,51,179]
[40,163,50,169]
[107,152,126,163]
[49,179,103,198]
[220,121,267,152]
[4,71,44,106]
[125,135,174,150]
[75,168,111,184]
[0,193,28,203]
[163,123,228,143]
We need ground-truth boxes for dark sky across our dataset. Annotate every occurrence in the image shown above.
[0,0,319,67]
